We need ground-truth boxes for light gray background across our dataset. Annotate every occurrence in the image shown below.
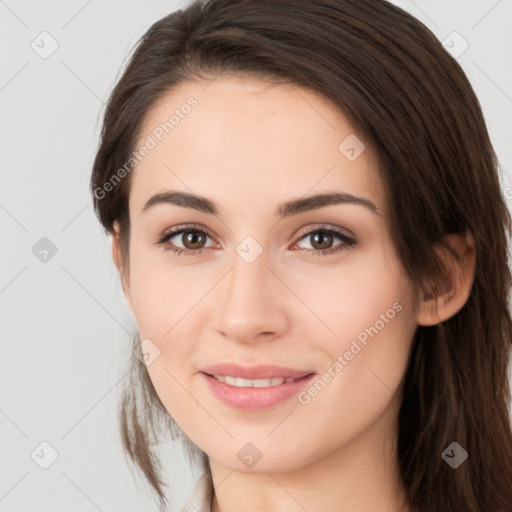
[1,1,511,511]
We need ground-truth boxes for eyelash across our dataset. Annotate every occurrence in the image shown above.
[155,223,357,257]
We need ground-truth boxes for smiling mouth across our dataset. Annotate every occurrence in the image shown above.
[207,375,308,387]
[201,370,316,410]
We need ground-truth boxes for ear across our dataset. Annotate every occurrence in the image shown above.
[417,230,476,326]
[111,222,133,312]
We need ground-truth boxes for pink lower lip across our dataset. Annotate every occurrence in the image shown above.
[201,372,316,411]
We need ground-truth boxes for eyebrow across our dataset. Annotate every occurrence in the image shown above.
[142,190,379,217]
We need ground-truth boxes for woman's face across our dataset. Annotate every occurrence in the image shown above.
[117,74,420,473]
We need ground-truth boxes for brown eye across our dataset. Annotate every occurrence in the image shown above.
[294,226,357,256]
[309,231,335,250]
[156,225,215,256]
[180,230,207,250]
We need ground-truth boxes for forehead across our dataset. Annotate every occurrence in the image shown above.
[129,74,384,217]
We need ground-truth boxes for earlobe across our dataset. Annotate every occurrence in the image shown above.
[417,231,476,326]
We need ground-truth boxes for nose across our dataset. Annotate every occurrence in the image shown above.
[213,247,289,345]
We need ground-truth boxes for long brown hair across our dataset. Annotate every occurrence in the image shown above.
[90,0,512,510]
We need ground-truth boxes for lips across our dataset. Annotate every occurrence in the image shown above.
[200,363,314,381]
[200,363,316,410]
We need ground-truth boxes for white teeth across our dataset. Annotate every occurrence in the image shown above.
[235,377,253,387]
[213,375,297,387]
[253,378,272,388]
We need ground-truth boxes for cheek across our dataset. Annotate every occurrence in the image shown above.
[126,254,206,423]
[127,248,215,387]
[127,247,198,336]
[292,297,416,455]
[336,263,415,388]
[284,248,411,345]
[291,249,416,408]
[316,293,415,424]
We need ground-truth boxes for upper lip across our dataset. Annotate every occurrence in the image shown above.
[200,363,314,380]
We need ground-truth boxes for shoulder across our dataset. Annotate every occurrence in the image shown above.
[179,471,214,512]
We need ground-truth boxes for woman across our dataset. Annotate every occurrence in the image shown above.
[90,0,512,511]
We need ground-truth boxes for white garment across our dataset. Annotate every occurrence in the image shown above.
[179,472,214,512]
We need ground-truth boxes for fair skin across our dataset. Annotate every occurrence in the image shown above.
[111,74,476,512]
